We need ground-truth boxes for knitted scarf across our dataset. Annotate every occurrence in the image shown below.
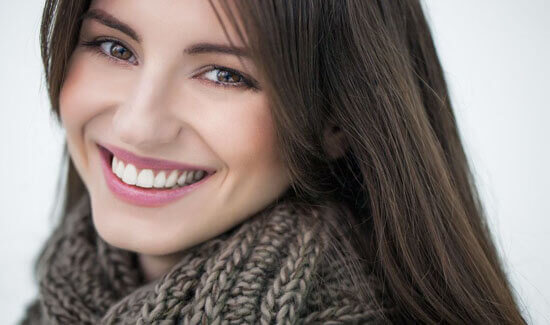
[19,191,395,324]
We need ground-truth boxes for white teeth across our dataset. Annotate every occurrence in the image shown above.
[153,171,166,188]
[109,155,208,189]
[122,163,137,185]
[115,160,125,178]
[194,170,205,181]
[136,169,154,188]
[177,171,188,186]
[186,171,195,184]
[165,170,179,188]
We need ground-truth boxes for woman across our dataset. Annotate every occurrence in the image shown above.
[20,0,526,324]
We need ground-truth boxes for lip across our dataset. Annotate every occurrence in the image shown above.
[97,144,214,207]
[98,142,216,173]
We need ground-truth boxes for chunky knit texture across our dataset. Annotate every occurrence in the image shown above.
[19,192,395,324]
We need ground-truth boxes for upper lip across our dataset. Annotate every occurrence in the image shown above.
[98,142,215,173]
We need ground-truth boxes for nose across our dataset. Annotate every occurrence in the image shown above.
[112,68,182,150]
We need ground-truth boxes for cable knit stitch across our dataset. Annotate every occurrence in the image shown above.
[18,191,395,324]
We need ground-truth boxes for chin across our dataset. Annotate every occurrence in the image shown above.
[88,197,190,256]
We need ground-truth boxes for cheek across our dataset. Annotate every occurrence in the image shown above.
[212,97,283,174]
[198,94,291,219]
[59,50,130,132]
[59,55,88,132]
[58,53,99,178]
[58,50,130,182]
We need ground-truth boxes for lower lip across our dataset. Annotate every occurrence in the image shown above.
[98,144,213,207]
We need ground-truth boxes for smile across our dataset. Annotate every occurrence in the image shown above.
[97,143,215,207]
[111,155,207,189]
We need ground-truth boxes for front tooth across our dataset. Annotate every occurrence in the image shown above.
[153,171,167,188]
[122,163,137,185]
[136,169,154,188]
[111,156,118,172]
[185,171,195,184]
[177,171,188,186]
[165,170,179,188]
[115,160,125,178]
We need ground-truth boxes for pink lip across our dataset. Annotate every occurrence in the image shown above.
[97,144,214,207]
[98,142,216,173]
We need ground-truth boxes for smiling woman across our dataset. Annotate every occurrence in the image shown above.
[53,5,297,305]
[19,0,527,324]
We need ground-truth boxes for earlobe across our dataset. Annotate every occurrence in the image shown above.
[322,124,349,159]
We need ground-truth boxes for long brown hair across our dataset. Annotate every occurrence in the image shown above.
[36,0,527,323]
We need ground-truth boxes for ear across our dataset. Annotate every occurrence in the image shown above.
[322,124,349,159]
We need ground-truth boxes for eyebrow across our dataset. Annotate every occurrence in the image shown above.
[81,9,141,42]
[184,43,249,58]
[80,9,250,58]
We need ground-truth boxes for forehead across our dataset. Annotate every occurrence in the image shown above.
[87,0,246,47]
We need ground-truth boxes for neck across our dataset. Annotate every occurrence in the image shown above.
[137,251,184,283]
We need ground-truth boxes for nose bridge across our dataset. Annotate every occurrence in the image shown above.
[113,66,181,149]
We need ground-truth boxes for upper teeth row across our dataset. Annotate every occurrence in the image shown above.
[111,155,206,189]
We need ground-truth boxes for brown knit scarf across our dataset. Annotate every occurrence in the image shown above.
[19,192,395,324]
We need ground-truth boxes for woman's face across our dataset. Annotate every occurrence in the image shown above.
[59,0,291,256]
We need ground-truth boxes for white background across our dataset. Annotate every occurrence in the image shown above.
[0,1,548,324]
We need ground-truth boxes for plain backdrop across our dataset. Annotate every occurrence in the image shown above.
[1,1,548,324]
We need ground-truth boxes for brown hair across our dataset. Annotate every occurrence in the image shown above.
[36,0,527,323]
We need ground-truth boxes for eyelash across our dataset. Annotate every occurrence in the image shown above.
[79,38,258,91]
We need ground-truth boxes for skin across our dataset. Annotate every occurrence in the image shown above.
[59,0,293,282]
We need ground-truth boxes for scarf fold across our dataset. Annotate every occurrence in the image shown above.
[19,192,395,324]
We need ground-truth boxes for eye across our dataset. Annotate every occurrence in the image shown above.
[199,66,257,90]
[100,41,135,62]
[81,38,138,65]
[80,38,260,90]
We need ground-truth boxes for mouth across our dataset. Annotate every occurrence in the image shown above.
[97,144,215,207]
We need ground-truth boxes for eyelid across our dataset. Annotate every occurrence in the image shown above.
[80,37,139,65]
[196,65,260,90]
